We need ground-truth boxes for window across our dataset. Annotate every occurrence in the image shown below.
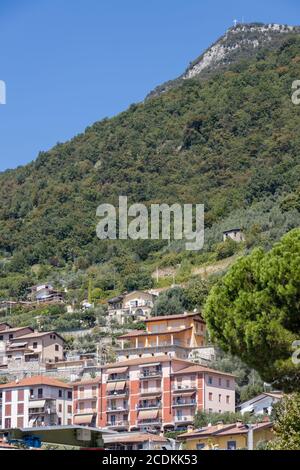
[58,390,62,398]
[227,441,236,450]
[9,334,13,340]
[79,402,84,411]
[5,418,11,428]
[55,345,59,352]
[6,391,12,402]
[209,392,213,401]
[17,403,24,415]
[67,405,72,414]
[219,378,222,386]
[0,335,3,341]
[58,418,62,425]
[38,388,43,398]
[208,408,213,413]
[67,391,72,399]
[58,404,62,413]
[17,417,23,428]
[91,401,97,410]
[218,394,221,403]
[18,390,24,401]
[196,443,205,450]
[208,376,213,385]
[68,419,72,425]
[226,379,230,388]
[33,342,38,349]
[226,395,230,404]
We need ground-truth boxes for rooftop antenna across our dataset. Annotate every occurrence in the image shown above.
[233,19,238,27]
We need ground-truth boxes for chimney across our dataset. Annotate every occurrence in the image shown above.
[216,421,224,430]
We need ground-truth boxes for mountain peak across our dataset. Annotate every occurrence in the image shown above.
[148,22,300,98]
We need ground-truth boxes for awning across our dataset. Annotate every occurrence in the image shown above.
[106,382,116,392]
[29,400,46,408]
[140,395,161,401]
[114,381,126,391]
[173,391,196,397]
[107,367,128,375]
[138,363,160,368]
[9,342,28,348]
[138,409,159,420]
[106,381,126,392]
[73,414,94,425]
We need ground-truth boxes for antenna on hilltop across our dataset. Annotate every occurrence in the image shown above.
[233,19,238,27]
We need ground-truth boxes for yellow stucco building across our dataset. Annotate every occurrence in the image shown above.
[178,421,274,450]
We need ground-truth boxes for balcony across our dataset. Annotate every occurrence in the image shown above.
[172,399,196,407]
[107,375,129,382]
[172,384,197,392]
[174,416,194,424]
[137,402,161,410]
[140,387,162,396]
[107,420,129,429]
[139,369,162,379]
[77,394,98,400]
[107,405,128,412]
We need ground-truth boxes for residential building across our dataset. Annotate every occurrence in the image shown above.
[72,355,235,433]
[6,331,65,364]
[107,291,157,324]
[28,284,64,303]
[116,312,212,362]
[237,392,283,416]
[0,326,34,344]
[103,432,170,450]
[0,376,73,429]
[0,323,12,332]
[72,377,101,427]
[178,420,274,450]
[223,228,245,243]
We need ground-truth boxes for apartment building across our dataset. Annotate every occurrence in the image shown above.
[107,291,157,324]
[116,312,212,362]
[72,377,101,427]
[0,376,73,429]
[72,355,235,432]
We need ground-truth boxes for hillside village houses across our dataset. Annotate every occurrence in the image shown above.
[223,228,245,243]
[107,291,157,324]
[237,392,284,416]
[0,323,65,367]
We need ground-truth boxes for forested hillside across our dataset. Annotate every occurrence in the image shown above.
[0,31,300,301]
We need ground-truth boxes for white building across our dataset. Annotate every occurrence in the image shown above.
[0,376,73,429]
[238,392,283,416]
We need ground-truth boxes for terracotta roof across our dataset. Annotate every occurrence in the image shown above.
[0,375,71,390]
[178,421,272,440]
[104,432,167,445]
[118,326,192,339]
[0,326,34,334]
[11,331,65,342]
[173,364,236,378]
[145,312,204,323]
[104,355,187,369]
[72,377,101,386]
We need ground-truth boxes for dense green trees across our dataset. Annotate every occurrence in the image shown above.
[204,228,300,392]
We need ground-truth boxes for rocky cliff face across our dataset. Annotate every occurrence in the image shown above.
[148,23,300,98]
[184,23,299,79]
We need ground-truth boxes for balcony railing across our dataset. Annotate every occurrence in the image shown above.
[172,399,196,407]
[139,369,162,378]
[137,402,161,410]
[107,375,129,382]
[138,419,162,425]
[107,406,128,412]
[172,384,197,391]
[107,390,128,397]
[174,416,194,423]
[140,388,162,395]
[107,420,129,427]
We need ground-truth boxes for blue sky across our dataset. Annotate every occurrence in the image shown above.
[0,0,299,171]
